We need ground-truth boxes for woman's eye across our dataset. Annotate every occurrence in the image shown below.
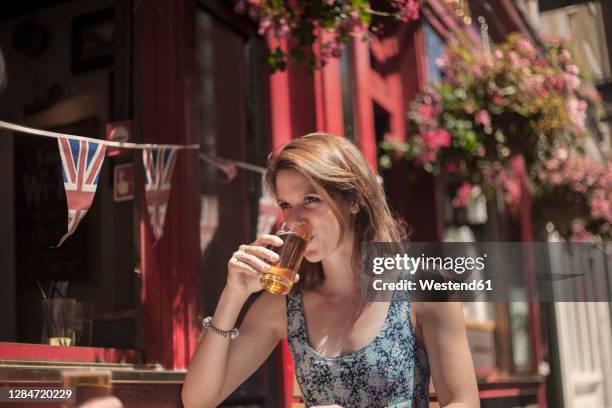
[278,202,290,209]
[304,196,320,205]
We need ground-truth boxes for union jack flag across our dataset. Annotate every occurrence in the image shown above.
[56,138,107,247]
[143,147,178,241]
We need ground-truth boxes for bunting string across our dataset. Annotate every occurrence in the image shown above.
[0,119,200,150]
[226,159,266,174]
[2,118,276,246]
[198,152,266,184]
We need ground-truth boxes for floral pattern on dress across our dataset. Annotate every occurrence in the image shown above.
[285,271,430,408]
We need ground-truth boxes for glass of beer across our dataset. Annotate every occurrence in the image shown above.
[260,221,311,295]
[61,370,112,407]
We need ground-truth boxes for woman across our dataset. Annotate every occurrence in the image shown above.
[182,134,479,408]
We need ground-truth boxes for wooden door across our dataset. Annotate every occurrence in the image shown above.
[549,244,612,408]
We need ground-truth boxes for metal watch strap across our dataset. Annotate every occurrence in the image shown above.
[202,316,239,340]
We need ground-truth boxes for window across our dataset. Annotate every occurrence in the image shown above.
[0,1,135,350]
[423,22,446,84]
[196,4,276,406]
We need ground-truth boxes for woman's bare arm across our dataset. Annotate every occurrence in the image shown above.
[415,302,480,408]
[182,234,286,408]
[181,288,285,408]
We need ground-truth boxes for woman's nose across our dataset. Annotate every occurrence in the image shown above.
[283,207,306,224]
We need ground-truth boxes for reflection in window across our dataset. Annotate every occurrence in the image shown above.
[423,22,446,83]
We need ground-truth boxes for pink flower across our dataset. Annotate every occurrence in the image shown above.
[560,49,572,63]
[418,104,437,119]
[422,129,451,149]
[469,66,482,76]
[563,73,581,91]
[546,75,565,92]
[495,50,504,59]
[591,198,611,222]
[566,64,580,75]
[445,160,459,174]
[508,51,520,68]
[554,148,568,161]
[550,173,563,185]
[475,110,491,127]
[391,0,420,22]
[517,38,535,57]
[570,221,594,242]
[567,98,587,134]
[436,129,451,147]
[418,151,436,163]
[493,96,504,106]
[475,110,492,133]
[452,182,473,208]
[545,159,560,170]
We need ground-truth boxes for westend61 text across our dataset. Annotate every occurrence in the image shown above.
[372,279,493,292]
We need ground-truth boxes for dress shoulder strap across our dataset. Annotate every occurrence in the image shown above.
[285,291,307,342]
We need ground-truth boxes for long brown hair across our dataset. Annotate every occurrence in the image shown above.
[265,133,407,292]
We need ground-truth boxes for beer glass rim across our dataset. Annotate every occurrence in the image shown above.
[278,221,311,240]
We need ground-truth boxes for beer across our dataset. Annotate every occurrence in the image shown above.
[260,224,310,295]
[61,370,112,407]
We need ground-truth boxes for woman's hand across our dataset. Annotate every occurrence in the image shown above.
[226,234,286,297]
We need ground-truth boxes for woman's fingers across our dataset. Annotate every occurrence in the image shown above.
[234,248,271,274]
[229,253,262,278]
[240,244,279,264]
[253,234,284,247]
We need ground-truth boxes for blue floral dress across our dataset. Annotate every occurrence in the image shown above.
[285,274,430,407]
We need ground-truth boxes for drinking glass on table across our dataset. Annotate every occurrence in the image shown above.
[42,298,76,346]
[259,221,311,295]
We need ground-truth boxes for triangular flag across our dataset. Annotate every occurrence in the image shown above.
[143,147,178,241]
[56,138,106,246]
[257,177,279,237]
[200,195,219,254]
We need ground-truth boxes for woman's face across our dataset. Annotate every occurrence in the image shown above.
[275,169,354,263]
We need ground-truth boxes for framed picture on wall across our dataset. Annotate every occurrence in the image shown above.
[71,8,114,73]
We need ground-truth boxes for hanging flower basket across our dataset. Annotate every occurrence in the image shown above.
[379,33,608,241]
[234,0,420,71]
[532,147,611,241]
